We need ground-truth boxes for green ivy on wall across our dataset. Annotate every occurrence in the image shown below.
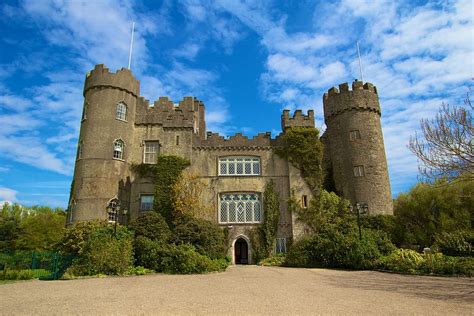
[262,179,280,257]
[131,155,190,222]
[275,127,324,195]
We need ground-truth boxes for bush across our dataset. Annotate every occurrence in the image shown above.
[285,227,395,269]
[0,269,46,280]
[433,231,473,257]
[60,221,134,276]
[129,212,171,243]
[172,215,227,259]
[378,249,425,273]
[134,237,229,274]
[258,254,285,266]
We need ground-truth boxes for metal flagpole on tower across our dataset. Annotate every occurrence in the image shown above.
[128,21,135,70]
[356,41,364,82]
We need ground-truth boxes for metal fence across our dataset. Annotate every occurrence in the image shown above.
[0,251,75,280]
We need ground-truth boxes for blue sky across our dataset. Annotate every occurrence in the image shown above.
[0,0,472,208]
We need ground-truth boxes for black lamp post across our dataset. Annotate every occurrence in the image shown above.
[349,202,368,240]
[106,198,128,238]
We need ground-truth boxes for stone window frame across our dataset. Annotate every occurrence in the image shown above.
[353,165,365,177]
[143,140,160,164]
[139,194,154,212]
[349,130,361,141]
[115,102,128,122]
[113,138,125,160]
[218,192,262,224]
[218,156,261,176]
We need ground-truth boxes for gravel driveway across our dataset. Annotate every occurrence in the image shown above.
[1,266,472,315]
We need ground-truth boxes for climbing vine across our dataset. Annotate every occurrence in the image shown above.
[275,127,324,195]
[262,180,280,257]
[131,155,190,222]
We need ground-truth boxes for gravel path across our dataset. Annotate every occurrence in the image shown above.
[1,266,472,315]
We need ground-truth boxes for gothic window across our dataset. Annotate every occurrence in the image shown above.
[113,139,124,160]
[276,238,287,254]
[140,194,154,211]
[353,165,365,177]
[219,193,262,224]
[349,130,361,141]
[143,141,159,164]
[116,102,127,121]
[218,157,261,176]
[77,141,83,160]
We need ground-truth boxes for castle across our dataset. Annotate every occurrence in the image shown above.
[68,64,393,264]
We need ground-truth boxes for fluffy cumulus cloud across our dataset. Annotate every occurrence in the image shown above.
[0,0,472,206]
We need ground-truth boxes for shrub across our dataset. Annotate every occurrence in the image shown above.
[433,231,473,257]
[128,212,171,243]
[134,237,229,274]
[258,254,285,266]
[60,221,134,276]
[172,215,227,259]
[378,249,425,273]
[0,269,40,280]
[285,227,394,269]
[126,266,154,276]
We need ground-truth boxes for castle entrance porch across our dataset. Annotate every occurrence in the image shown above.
[234,238,248,264]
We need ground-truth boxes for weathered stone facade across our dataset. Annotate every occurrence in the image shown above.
[68,64,392,264]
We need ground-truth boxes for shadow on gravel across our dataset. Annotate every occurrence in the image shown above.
[322,271,474,303]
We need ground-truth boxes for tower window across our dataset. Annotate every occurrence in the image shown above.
[219,157,261,176]
[116,102,127,121]
[176,135,179,146]
[219,193,262,224]
[349,130,361,141]
[113,139,124,160]
[143,141,159,164]
[140,195,154,211]
[353,165,365,177]
[302,195,308,208]
[81,102,87,121]
[77,141,83,160]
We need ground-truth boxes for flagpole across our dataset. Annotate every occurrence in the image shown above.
[356,41,364,82]
[128,21,135,70]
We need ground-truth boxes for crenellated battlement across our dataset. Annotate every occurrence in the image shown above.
[135,96,205,128]
[84,64,140,97]
[323,80,381,121]
[281,109,315,131]
[194,132,273,149]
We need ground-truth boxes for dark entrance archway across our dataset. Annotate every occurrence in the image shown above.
[234,238,249,264]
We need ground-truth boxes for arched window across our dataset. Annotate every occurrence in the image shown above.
[113,139,124,159]
[116,102,127,121]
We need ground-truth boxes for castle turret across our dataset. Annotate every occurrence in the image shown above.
[281,109,315,131]
[322,80,393,214]
[68,64,139,223]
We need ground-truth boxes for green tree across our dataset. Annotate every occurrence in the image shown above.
[393,178,473,249]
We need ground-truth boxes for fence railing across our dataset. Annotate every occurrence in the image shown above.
[0,251,75,280]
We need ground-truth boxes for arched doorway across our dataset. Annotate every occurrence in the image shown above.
[234,238,249,264]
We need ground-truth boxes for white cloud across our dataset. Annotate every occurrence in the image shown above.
[0,187,18,203]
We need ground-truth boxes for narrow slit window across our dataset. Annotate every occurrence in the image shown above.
[302,195,308,208]
[353,165,365,177]
[176,135,179,146]
[349,130,361,141]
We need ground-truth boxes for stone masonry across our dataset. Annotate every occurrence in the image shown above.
[68,64,393,263]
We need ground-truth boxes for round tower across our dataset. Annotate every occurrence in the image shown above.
[323,80,393,214]
[68,64,139,223]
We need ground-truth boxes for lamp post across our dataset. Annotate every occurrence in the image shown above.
[349,202,368,240]
[106,198,128,238]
